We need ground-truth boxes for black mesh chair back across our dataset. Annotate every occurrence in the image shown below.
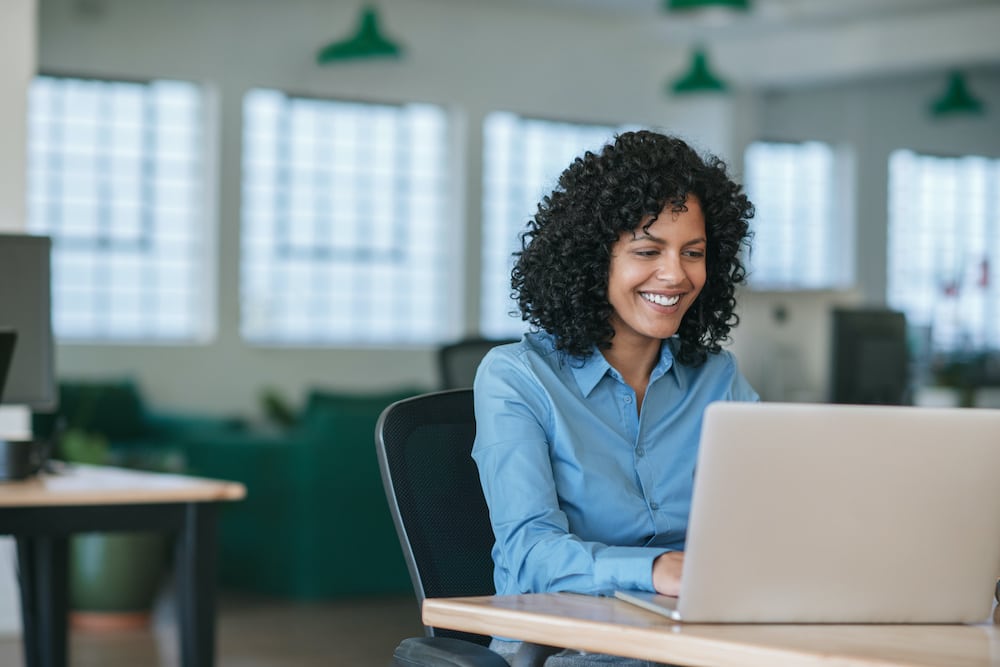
[438,338,518,389]
[376,389,496,646]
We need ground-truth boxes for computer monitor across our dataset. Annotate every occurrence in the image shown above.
[830,308,910,405]
[0,233,56,411]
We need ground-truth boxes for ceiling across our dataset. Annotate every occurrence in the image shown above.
[497,0,990,22]
[466,0,1000,88]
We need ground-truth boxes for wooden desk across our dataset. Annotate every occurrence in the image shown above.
[423,593,1000,667]
[0,464,246,667]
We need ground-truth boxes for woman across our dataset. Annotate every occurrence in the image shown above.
[473,131,758,665]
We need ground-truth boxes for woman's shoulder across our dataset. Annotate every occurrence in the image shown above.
[666,342,758,401]
[477,331,568,388]
[666,339,739,372]
[704,346,740,370]
[483,331,558,364]
[482,331,555,374]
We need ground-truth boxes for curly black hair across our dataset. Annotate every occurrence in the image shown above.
[511,130,754,366]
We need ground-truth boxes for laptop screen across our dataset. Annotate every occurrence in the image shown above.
[0,330,15,402]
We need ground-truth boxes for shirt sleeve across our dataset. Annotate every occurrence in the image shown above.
[472,350,665,595]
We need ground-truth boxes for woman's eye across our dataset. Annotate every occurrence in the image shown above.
[683,249,706,258]
[635,249,659,257]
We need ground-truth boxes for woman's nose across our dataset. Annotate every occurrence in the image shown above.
[655,253,685,283]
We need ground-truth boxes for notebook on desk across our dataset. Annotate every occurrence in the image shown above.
[616,401,1000,624]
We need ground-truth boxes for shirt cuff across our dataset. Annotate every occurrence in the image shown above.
[594,546,668,592]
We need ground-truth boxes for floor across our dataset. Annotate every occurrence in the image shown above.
[0,589,425,666]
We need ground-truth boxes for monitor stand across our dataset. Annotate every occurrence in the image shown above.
[0,439,37,480]
[0,406,42,480]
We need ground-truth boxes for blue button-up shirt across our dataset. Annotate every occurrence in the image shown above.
[472,331,758,596]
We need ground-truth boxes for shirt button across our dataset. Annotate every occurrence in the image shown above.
[623,396,632,404]
[650,502,659,511]
[636,447,645,458]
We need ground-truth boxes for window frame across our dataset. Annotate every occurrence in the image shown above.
[742,139,853,292]
[886,148,1000,353]
[26,71,215,345]
[239,88,459,347]
[479,110,632,339]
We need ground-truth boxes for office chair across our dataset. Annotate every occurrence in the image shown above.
[376,389,558,667]
[437,338,518,389]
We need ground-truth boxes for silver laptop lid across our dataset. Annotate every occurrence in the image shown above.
[678,402,1000,623]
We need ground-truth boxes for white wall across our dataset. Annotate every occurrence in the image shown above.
[0,0,37,640]
[728,288,862,403]
[36,0,745,418]
[0,0,34,233]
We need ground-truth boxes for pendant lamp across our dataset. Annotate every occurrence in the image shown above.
[664,0,749,11]
[930,71,984,117]
[669,47,727,94]
[316,5,403,64]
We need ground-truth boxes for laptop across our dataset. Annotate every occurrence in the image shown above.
[0,329,15,402]
[616,401,1000,624]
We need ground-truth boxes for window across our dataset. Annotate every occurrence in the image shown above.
[241,90,453,345]
[27,75,209,342]
[743,141,846,289]
[887,150,999,352]
[480,112,623,339]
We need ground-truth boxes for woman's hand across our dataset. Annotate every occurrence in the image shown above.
[652,551,685,596]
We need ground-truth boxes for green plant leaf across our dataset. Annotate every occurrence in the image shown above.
[59,429,111,465]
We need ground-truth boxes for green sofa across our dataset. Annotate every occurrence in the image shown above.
[33,379,247,471]
[35,380,420,600]
[178,386,422,599]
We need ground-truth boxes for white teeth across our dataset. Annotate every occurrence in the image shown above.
[642,293,680,307]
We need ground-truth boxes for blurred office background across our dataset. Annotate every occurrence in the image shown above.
[0,0,998,659]
[2,0,997,416]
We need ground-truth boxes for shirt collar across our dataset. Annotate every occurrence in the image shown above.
[570,340,676,397]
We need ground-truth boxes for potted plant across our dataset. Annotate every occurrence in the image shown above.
[58,429,170,630]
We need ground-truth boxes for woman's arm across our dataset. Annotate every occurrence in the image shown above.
[473,351,665,595]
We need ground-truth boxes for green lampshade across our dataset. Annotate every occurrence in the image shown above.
[669,48,727,94]
[664,0,750,11]
[317,6,402,64]
[930,71,984,117]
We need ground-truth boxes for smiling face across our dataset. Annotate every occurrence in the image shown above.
[606,195,707,354]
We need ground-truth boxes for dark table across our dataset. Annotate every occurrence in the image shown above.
[0,464,245,667]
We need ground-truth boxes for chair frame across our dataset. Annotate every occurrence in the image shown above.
[375,388,491,641]
[376,389,559,666]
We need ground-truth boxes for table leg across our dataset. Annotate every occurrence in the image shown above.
[175,503,218,667]
[15,535,68,667]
